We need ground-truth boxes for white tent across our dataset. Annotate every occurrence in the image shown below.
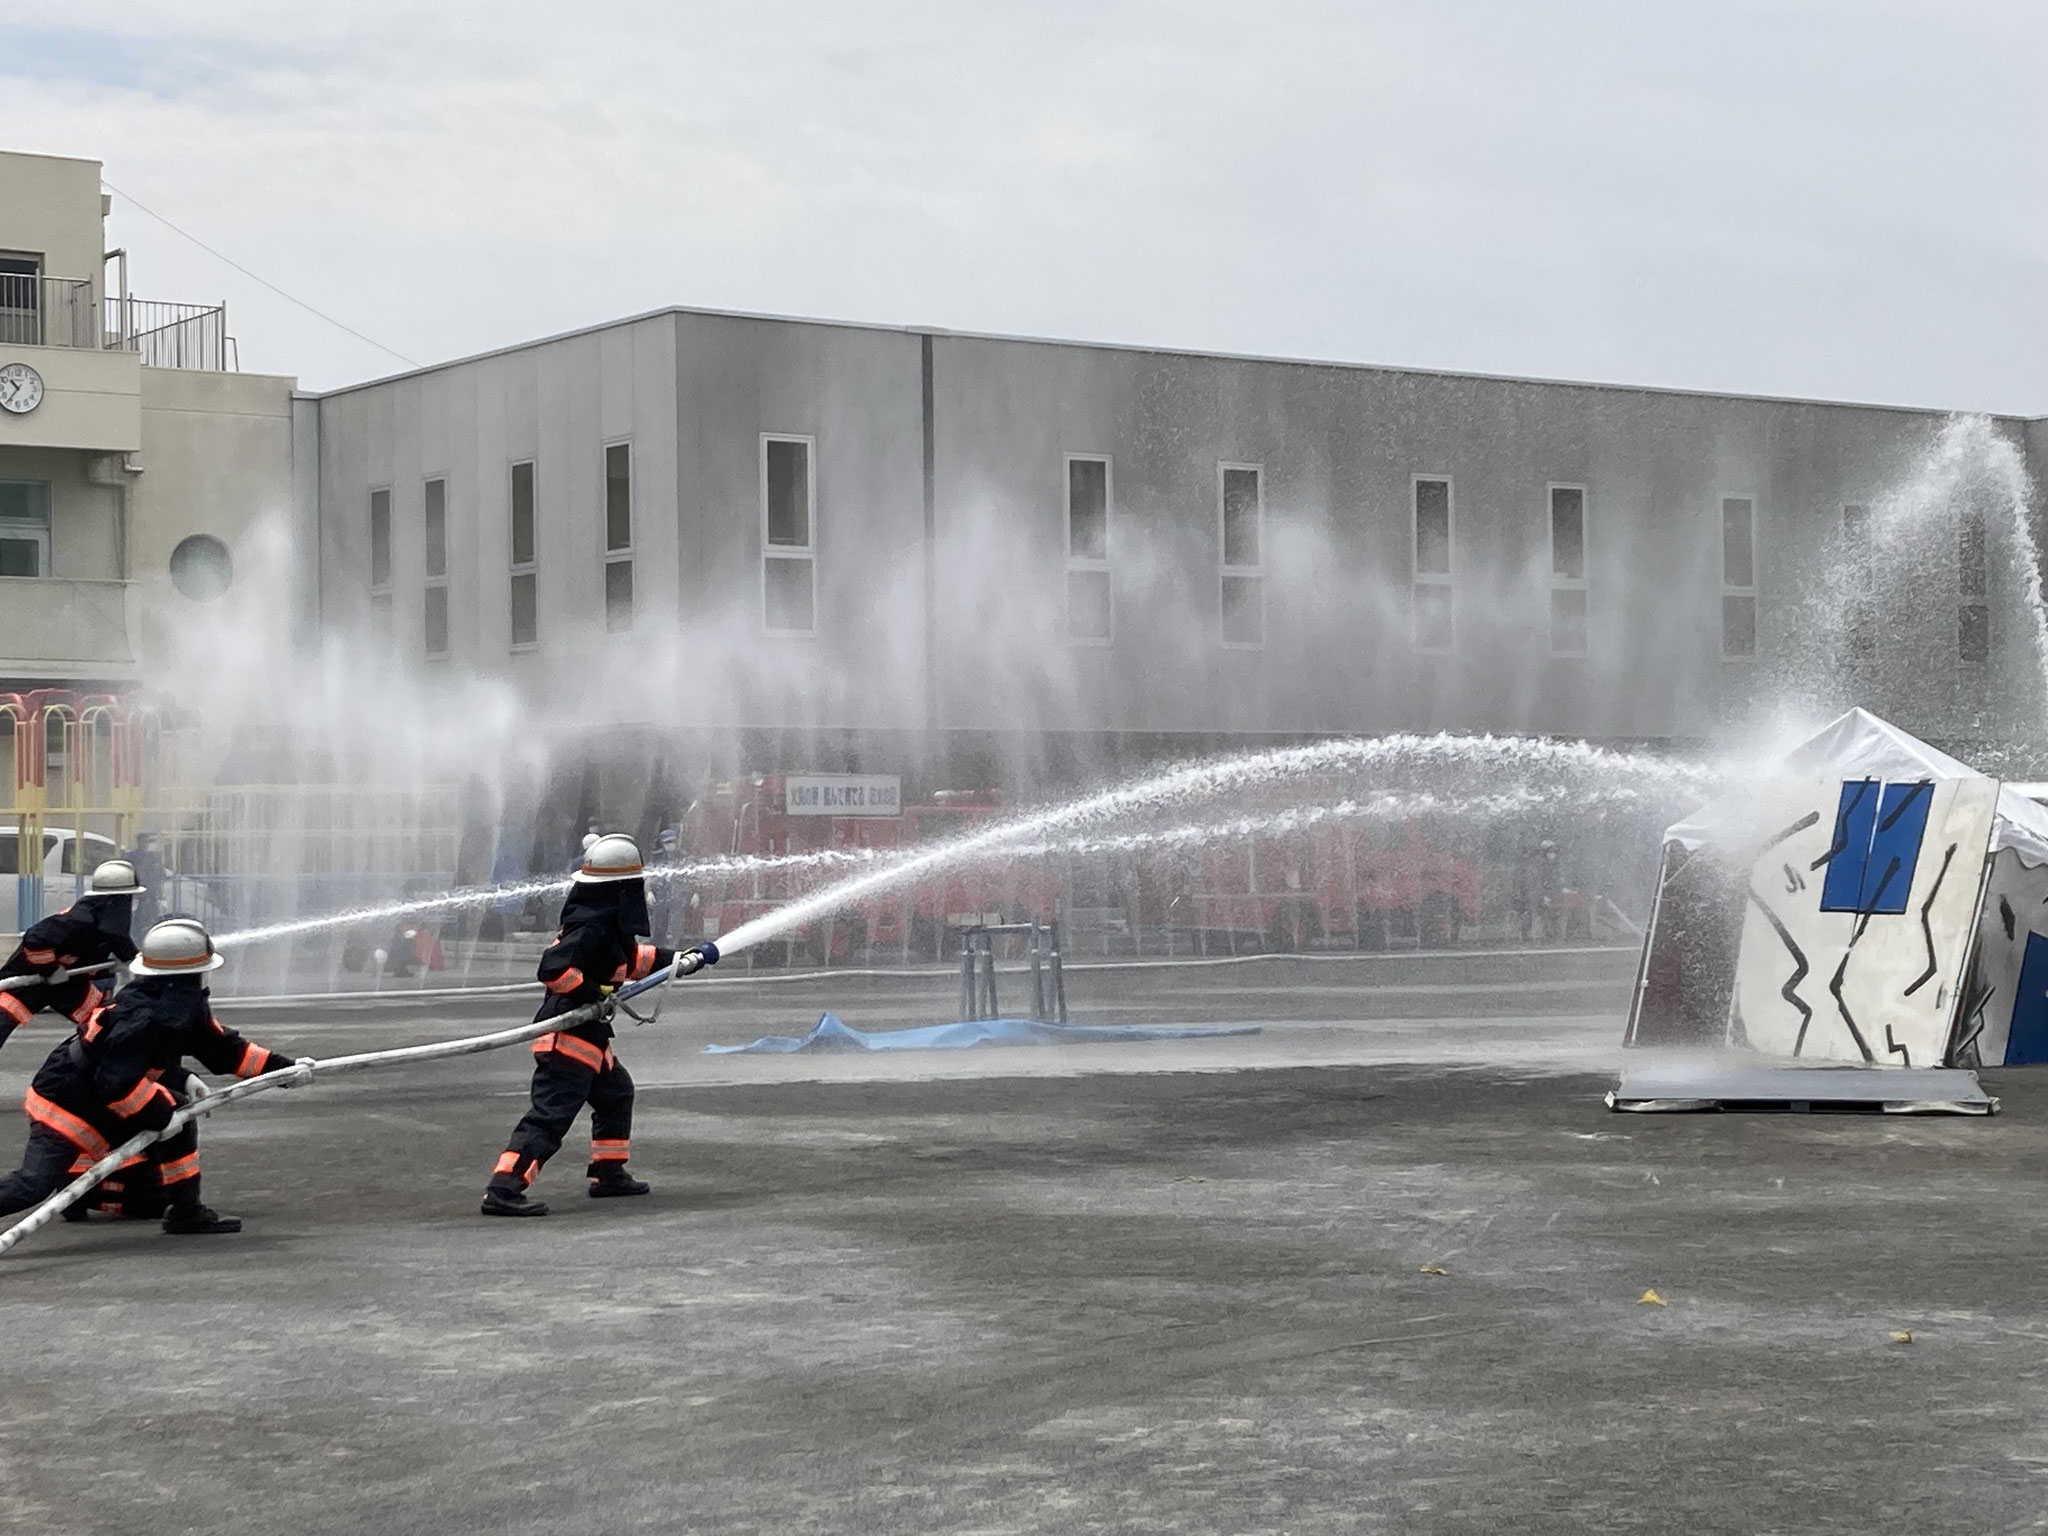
[1624,708,2048,1080]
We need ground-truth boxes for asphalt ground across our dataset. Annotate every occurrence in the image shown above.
[3,949,2047,1534]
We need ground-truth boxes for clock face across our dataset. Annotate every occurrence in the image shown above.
[0,363,42,415]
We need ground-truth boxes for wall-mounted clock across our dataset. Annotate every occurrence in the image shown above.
[0,362,43,415]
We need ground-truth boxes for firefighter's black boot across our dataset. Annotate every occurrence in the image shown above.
[162,1202,242,1235]
[60,1201,90,1224]
[481,1184,549,1217]
[588,1166,649,1198]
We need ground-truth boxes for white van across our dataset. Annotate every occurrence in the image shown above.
[0,825,122,936]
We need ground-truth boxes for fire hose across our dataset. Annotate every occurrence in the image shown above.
[0,944,718,1257]
[0,962,120,994]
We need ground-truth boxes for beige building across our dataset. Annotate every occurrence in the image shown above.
[0,149,296,693]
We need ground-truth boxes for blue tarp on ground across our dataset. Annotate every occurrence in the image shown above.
[705,1014,1262,1055]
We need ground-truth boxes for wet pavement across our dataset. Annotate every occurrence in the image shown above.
[0,953,2043,1534]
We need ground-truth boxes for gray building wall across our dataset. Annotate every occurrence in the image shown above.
[317,314,679,687]
[0,443,121,578]
[310,308,2048,761]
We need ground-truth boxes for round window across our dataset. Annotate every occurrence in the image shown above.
[168,534,233,601]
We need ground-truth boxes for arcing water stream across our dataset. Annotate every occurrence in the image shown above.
[213,732,1722,959]
[707,732,1721,958]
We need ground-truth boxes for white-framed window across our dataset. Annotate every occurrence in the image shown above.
[1841,503,1875,663]
[368,486,393,636]
[422,476,449,658]
[1548,483,1587,657]
[0,479,52,578]
[1219,462,1264,648]
[761,434,816,636]
[510,460,537,651]
[1411,475,1453,653]
[1959,504,1989,665]
[1721,496,1756,658]
[1065,454,1112,644]
[603,441,633,634]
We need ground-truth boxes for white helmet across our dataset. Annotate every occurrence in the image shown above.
[89,859,147,897]
[573,834,645,884]
[131,918,226,977]
[581,831,602,853]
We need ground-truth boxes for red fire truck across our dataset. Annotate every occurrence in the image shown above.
[680,776,1057,963]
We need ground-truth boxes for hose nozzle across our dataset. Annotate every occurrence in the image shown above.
[673,941,720,978]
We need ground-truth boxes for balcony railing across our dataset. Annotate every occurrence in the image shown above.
[106,297,236,371]
[0,273,236,370]
[0,275,96,349]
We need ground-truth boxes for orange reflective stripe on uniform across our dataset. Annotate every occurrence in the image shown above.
[23,1088,110,1157]
[22,947,55,966]
[109,1078,169,1118]
[233,1042,269,1078]
[542,966,586,996]
[590,1138,630,1162]
[494,1150,537,1185]
[81,1006,110,1043]
[158,1151,200,1186]
[66,988,103,1026]
[630,943,658,980]
[0,992,31,1027]
[533,1031,607,1071]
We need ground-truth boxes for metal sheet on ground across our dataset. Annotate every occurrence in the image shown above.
[1609,1059,1996,1113]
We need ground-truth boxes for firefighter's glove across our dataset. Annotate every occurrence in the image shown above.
[269,1056,317,1088]
[45,967,68,985]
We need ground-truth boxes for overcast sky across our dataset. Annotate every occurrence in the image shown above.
[6,2,2045,410]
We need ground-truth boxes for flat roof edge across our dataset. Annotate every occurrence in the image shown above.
[305,302,2044,422]
[0,147,103,171]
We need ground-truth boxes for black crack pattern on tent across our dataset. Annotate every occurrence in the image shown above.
[1863,852,1906,916]
[2001,894,2017,942]
[1824,911,1880,1063]
[1744,813,1823,1055]
[1765,812,1821,858]
[1880,781,1933,833]
[1810,783,1874,872]
[1745,889,1813,1054]
[1903,843,1958,999]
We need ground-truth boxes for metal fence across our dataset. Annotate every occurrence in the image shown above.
[0,275,96,349]
[107,297,234,371]
[0,274,232,369]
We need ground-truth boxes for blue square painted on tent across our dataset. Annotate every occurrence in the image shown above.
[2006,931,2048,1065]
[1818,779,1932,916]
[1818,780,1880,912]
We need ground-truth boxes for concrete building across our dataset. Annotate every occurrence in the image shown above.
[0,149,296,693]
[304,307,2048,790]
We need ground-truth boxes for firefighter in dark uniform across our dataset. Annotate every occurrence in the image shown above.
[0,860,147,1049]
[483,834,715,1216]
[0,918,311,1235]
